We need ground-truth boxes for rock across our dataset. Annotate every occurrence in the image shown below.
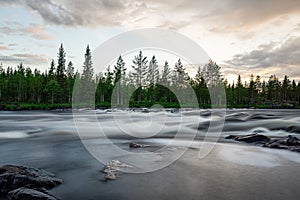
[129,142,150,148]
[104,172,117,181]
[0,165,62,199]
[102,160,132,181]
[225,135,238,140]
[265,142,289,150]
[8,187,57,200]
[286,135,300,146]
[0,165,62,194]
[226,133,300,153]
[229,134,271,143]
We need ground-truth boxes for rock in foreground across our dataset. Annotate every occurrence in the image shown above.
[0,165,62,199]
[8,187,57,200]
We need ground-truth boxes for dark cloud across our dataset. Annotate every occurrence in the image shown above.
[1,0,299,30]
[225,36,300,68]
[222,35,300,82]
[0,53,48,65]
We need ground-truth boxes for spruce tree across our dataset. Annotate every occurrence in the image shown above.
[113,55,126,105]
[132,51,148,103]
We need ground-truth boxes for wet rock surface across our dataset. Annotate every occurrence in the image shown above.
[0,165,62,199]
[226,134,300,152]
[8,187,57,200]
[102,160,132,181]
[129,142,150,148]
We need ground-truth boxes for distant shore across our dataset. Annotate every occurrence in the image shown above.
[0,102,299,111]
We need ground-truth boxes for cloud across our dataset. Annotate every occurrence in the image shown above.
[22,25,54,40]
[225,36,300,68]
[0,44,11,50]
[223,35,300,81]
[0,0,299,33]
[0,46,9,50]
[0,53,49,65]
[2,0,298,29]
[0,25,54,40]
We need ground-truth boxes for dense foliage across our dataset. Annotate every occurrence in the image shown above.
[0,44,299,110]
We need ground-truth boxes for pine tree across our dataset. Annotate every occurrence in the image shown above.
[56,44,66,103]
[161,61,171,85]
[131,51,148,103]
[81,45,94,83]
[56,44,66,82]
[282,75,291,101]
[174,59,186,86]
[147,56,159,85]
[113,55,126,105]
[80,45,94,105]
[49,59,55,78]
[66,61,75,103]
[202,59,223,88]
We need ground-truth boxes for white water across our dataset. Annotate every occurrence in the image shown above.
[0,109,300,139]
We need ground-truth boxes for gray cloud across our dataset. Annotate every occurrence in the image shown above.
[223,35,300,81]
[0,53,49,65]
[226,36,300,68]
[0,0,297,29]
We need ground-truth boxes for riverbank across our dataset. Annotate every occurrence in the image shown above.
[0,102,299,111]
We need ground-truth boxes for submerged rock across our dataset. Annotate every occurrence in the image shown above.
[0,165,62,199]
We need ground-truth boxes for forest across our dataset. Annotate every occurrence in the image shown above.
[0,44,300,110]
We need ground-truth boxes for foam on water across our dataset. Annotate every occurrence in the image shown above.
[0,131,30,139]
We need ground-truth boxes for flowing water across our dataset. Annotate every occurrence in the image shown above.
[1,109,300,199]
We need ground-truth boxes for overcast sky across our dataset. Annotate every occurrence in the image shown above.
[0,0,300,83]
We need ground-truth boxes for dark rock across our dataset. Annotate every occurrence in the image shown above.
[8,187,57,200]
[170,108,179,113]
[266,142,289,150]
[225,135,238,140]
[0,165,62,194]
[129,142,150,148]
[0,165,62,200]
[290,146,300,152]
[234,134,271,143]
[226,133,300,153]
[286,135,300,146]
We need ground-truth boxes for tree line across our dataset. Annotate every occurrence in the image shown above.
[0,44,299,110]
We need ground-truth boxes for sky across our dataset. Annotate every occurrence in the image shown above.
[0,0,300,84]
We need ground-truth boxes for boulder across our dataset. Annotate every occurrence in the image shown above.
[129,142,150,148]
[0,165,62,199]
[226,133,271,143]
[8,187,57,200]
[0,165,62,194]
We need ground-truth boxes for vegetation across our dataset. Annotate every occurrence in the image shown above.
[0,44,299,110]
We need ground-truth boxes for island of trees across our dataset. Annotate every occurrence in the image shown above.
[0,44,299,110]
